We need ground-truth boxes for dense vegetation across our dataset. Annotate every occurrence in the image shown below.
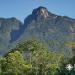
[0,40,75,75]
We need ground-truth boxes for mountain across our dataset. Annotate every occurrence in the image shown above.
[0,17,24,54]
[0,6,75,56]
[19,6,75,56]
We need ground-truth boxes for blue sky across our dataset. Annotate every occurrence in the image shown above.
[0,0,75,22]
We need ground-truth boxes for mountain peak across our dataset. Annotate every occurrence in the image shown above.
[32,6,49,18]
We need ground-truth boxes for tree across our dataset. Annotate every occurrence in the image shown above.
[16,40,65,75]
[1,51,31,75]
[32,50,65,75]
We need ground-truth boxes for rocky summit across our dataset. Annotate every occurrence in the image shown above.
[32,6,49,18]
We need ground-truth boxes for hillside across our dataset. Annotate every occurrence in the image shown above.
[0,6,75,56]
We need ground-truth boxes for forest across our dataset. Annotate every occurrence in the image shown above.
[0,40,75,75]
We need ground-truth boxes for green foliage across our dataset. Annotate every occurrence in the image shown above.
[1,51,31,75]
[16,40,65,75]
[0,40,70,75]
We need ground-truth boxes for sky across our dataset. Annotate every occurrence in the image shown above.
[0,0,75,22]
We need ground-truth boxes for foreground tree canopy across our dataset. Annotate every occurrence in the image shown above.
[0,40,74,75]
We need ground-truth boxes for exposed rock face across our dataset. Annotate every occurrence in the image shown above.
[32,6,49,18]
